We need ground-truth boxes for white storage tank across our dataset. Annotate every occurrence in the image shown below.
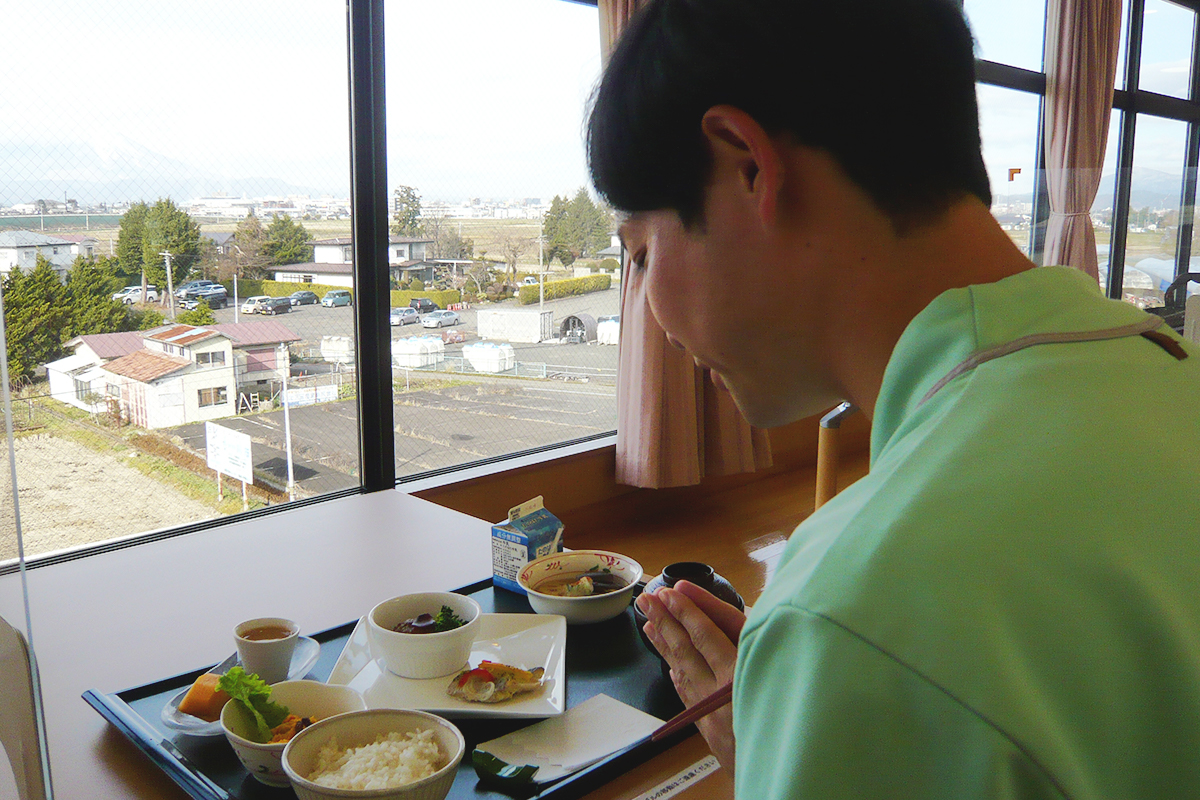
[320,335,354,364]
[391,336,446,368]
[476,309,553,343]
[597,316,620,345]
[463,341,516,373]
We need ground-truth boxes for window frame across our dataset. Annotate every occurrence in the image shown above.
[0,0,607,574]
[977,0,1200,297]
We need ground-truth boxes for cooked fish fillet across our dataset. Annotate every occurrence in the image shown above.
[447,660,545,703]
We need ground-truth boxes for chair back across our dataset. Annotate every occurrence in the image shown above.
[0,615,51,800]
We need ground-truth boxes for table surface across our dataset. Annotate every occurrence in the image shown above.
[0,490,734,800]
[0,452,870,800]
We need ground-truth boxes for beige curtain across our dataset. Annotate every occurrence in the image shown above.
[1042,0,1123,280]
[600,0,772,488]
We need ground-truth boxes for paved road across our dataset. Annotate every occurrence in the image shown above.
[172,378,616,497]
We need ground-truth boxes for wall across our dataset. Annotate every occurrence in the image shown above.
[415,408,872,527]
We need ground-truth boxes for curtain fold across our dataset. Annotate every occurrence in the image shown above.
[1042,0,1123,281]
[600,0,772,488]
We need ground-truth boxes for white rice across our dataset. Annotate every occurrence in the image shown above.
[307,729,443,790]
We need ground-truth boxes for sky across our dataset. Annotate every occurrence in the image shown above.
[2,0,601,205]
[2,0,1196,209]
[966,0,1198,205]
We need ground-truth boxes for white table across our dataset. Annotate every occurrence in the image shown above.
[0,490,492,800]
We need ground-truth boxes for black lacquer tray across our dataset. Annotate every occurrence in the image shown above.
[84,579,688,800]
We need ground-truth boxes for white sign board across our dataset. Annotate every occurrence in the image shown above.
[205,421,254,484]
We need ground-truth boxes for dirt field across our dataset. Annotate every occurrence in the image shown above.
[0,435,216,562]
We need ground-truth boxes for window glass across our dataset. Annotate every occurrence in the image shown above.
[1116,4,1131,90]
[1095,113,1123,287]
[1121,115,1188,304]
[963,0,1047,71]
[976,84,1042,257]
[1,0,355,562]
[384,0,612,480]
[1139,0,1196,98]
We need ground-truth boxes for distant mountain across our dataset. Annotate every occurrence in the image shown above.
[1093,166,1185,211]
[992,166,1188,212]
[0,135,343,206]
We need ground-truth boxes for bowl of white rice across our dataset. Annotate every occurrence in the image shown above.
[282,708,465,800]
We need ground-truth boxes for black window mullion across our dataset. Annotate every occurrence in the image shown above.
[1030,94,1050,264]
[347,0,395,492]
[1108,0,1147,300]
[1176,7,1200,278]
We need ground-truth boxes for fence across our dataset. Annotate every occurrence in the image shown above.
[395,357,617,386]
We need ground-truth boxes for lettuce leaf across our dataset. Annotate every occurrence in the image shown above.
[217,666,290,743]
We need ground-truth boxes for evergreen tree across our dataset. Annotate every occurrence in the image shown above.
[177,305,216,326]
[392,185,425,237]
[142,198,203,291]
[64,255,131,339]
[1,255,70,381]
[543,195,575,266]
[569,187,611,259]
[116,201,150,278]
[262,214,313,266]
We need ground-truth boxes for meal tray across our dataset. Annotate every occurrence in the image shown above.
[84,579,689,800]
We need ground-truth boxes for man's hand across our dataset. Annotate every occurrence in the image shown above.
[635,580,744,772]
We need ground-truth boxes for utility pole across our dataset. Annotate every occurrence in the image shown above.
[160,251,176,320]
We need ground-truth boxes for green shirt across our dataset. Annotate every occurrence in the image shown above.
[735,267,1200,799]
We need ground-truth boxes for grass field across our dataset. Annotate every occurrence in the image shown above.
[38,214,1178,279]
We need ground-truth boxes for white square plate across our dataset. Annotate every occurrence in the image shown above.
[327,613,566,719]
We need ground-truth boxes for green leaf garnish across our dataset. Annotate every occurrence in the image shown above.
[217,666,290,743]
[472,750,540,787]
[434,605,467,632]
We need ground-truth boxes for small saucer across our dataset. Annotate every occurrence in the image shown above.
[161,636,321,736]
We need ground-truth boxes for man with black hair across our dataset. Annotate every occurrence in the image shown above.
[596,0,1200,798]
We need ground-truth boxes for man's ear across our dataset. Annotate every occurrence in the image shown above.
[700,105,784,228]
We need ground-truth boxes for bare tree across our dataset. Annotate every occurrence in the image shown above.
[498,234,533,285]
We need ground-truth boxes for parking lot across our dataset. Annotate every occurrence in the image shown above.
[201,286,621,378]
[168,286,622,496]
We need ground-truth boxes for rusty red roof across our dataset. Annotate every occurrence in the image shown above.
[101,350,191,382]
[144,324,225,347]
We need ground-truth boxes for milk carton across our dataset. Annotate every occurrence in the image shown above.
[492,496,564,595]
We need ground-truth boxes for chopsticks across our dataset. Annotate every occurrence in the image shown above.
[651,682,733,742]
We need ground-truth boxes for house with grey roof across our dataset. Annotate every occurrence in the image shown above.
[281,235,438,286]
[0,230,78,278]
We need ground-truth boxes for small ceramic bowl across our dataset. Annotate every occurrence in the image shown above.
[282,708,465,800]
[367,592,481,679]
[519,550,643,625]
[220,680,366,787]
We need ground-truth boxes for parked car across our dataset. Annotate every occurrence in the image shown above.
[322,289,353,307]
[522,276,539,286]
[409,298,438,313]
[193,286,228,308]
[390,307,419,326]
[260,296,292,315]
[241,295,270,314]
[176,280,218,299]
[289,290,319,306]
[422,310,460,328]
[179,299,201,311]
[184,283,222,300]
[112,285,159,304]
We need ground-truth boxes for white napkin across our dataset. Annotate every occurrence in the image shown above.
[476,694,664,783]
